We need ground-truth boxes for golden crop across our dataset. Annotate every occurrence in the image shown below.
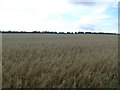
[2,34,118,88]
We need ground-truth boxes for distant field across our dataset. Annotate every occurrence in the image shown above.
[2,34,118,88]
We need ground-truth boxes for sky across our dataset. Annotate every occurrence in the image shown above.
[0,0,118,33]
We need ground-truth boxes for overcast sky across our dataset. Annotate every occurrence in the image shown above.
[0,0,118,33]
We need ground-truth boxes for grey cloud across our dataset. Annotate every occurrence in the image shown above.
[69,0,97,7]
[72,2,96,6]
[80,24,96,31]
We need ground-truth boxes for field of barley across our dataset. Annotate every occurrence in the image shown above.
[2,34,118,88]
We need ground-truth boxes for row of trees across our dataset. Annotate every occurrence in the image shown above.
[0,31,117,35]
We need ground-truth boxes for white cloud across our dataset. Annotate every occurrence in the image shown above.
[0,0,118,33]
[69,0,119,2]
[0,0,75,31]
[69,2,117,33]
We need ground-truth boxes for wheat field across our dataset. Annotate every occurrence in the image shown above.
[2,34,118,88]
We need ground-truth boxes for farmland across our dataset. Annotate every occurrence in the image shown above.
[2,34,118,88]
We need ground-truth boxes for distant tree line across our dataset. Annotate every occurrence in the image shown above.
[0,30,118,35]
